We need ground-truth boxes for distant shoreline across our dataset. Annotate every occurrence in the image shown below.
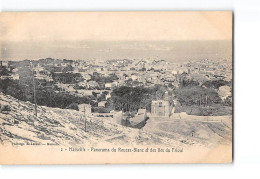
[1,40,232,62]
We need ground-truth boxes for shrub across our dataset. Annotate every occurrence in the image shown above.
[92,107,111,113]
[65,103,79,111]
[1,105,11,113]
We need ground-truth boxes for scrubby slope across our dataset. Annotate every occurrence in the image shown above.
[0,93,231,148]
[0,93,184,147]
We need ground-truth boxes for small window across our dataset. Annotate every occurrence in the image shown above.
[159,102,162,107]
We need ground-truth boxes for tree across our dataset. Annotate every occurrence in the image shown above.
[175,86,222,106]
[66,103,79,111]
[62,65,73,73]
[0,67,10,76]
[110,86,156,112]
[202,80,230,89]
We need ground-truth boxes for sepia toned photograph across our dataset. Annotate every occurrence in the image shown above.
[0,11,233,164]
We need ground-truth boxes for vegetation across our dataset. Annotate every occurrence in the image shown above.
[175,86,222,106]
[66,103,79,111]
[174,78,232,115]
[52,72,83,84]
[0,104,11,113]
[91,73,118,83]
[109,85,170,112]
[202,79,231,89]
[92,107,111,113]
[0,79,91,110]
[62,64,74,73]
[1,58,232,116]
[0,66,11,76]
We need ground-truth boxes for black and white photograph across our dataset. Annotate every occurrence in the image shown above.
[0,11,233,164]
[1,0,260,178]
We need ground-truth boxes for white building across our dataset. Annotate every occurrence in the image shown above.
[98,101,106,107]
[78,81,86,87]
[106,94,111,100]
[105,83,112,88]
[11,74,19,80]
[131,75,138,81]
[0,61,8,67]
[78,104,92,115]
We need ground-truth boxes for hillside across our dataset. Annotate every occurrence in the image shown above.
[0,93,184,147]
[0,93,231,149]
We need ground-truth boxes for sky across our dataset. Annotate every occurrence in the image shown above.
[0,11,232,61]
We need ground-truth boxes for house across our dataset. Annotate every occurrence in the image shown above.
[98,101,106,107]
[138,75,146,83]
[86,81,99,88]
[67,85,75,92]
[78,81,86,87]
[138,108,147,115]
[73,67,79,73]
[117,73,126,80]
[172,70,178,75]
[130,109,147,125]
[34,69,53,82]
[129,109,147,125]
[0,75,9,80]
[96,93,102,98]
[0,61,8,67]
[81,73,91,81]
[78,104,92,115]
[11,74,19,80]
[61,63,67,67]
[131,75,138,81]
[150,100,170,117]
[137,109,147,119]
[161,74,176,82]
[12,68,18,73]
[34,64,44,73]
[105,83,112,89]
[150,73,160,80]
[151,92,170,118]
[112,81,118,87]
[77,90,93,96]
[106,94,111,100]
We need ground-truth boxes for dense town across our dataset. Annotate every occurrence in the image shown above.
[0,57,232,128]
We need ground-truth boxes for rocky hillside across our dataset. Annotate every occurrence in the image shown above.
[0,93,185,147]
[0,93,231,148]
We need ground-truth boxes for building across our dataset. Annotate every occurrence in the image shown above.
[150,91,170,117]
[77,89,93,96]
[0,61,8,67]
[136,109,147,120]
[131,75,138,81]
[78,81,86,87]
[150,100,170,117]
[67,85,75,92]
[86,81,99,89]
[35,71,53,82]
[78,104,92,115]
[61,63,67,67]
[128,109,147,126]
[105,83,112,89]
[98,101,106,107]
[105,94,111,100]
[11,74,19,80]
[112,111,123,124]
[81,73,91,81]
